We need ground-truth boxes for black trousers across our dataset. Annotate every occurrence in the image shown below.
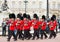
[25,30,32,39]
[32,29,39,39]
[16,30,23,39]
[23,29,32,40]
[49,30,56,39]
[2,27,6,36]
[16,30,20,39]
[40,30,47,39]
[28,30,32,39]
[23,30,28,39]
[8,30,17,41]
[19,30,23,39]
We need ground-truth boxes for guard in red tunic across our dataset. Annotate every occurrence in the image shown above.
[32,14,39,40]
[52,15,57,33]
[16,13,24,40]
[16,17,24,39]
[22,13,28,39]
[23,13,32,40]
[39,15,47,39]
[7,13,17,41]
[23,18,29,39]
[26,14,32,40]
[19,19,24,39]
[48,17,57,39]
[16,18,21,39]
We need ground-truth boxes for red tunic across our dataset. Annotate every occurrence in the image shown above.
[9,21,15,31]
[39,21,47,30]
[48,20,57,30]
[32,20,39,30]
[28,20,32,30]
[16,20,24,31]
[23,20,30,30]
[19,20,24,30]
[16,20,20,30]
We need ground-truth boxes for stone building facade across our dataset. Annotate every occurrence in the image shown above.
[0,0,60,26]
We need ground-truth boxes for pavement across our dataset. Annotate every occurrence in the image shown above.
[0,33,60,42]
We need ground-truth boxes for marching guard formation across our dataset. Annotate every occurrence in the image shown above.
[2,13,57,41]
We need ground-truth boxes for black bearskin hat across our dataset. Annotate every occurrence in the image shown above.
[17,13,22,19]
[42,15,46,20]
[21,17,23,20]
[9,13,16,19]
[23,13,27,18]
[33,13,39,19]
[51,17,54,21]
[52,15,56,20]
[27,14,31,20]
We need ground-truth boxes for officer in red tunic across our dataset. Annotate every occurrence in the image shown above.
[52,15,57,33]
[32,14,39,40]
[8,13,17,41]
[48,17,57,39]
[23,14,29,39]
[39,15,47,39]
[15,13,24,40]
[16,17,24,40]
[16,18,21,39]
[19,19,24,40]
[26,14,32,40]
